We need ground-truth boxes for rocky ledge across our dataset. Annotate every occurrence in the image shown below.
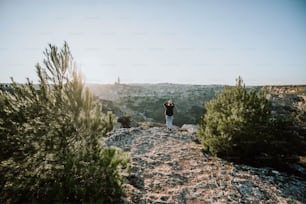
[105,127,306,203]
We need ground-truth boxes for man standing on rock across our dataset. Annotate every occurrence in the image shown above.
[164,99,175,131]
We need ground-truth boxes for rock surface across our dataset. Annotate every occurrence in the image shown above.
[105,126,306,203]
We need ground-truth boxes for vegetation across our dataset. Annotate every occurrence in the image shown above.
[87,83,220,127]
[116,95,207,127]
[197,77,302,165]
[117,115,132,128]
[0,42,129,203]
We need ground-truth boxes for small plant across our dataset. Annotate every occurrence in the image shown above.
[117,115,132,128]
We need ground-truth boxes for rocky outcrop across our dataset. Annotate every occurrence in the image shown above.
[105,127,306,203]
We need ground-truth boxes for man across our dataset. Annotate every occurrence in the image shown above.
[164,99,175,131]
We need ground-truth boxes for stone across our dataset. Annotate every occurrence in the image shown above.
[104,126,306,203]
[180,124,198,134]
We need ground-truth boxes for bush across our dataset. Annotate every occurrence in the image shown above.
[117,115,132,128]
[0,42,129,203]
[197,77,300,162]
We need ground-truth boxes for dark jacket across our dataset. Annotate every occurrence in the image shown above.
[164,102,175,116]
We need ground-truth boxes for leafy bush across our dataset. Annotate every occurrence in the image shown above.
[117,115,132,128]
[0,42,129,203]
[197,77,300,162]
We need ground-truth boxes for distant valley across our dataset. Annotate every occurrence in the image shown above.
[86,83,306,128]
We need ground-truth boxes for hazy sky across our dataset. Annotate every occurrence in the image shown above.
[0,0,305,85]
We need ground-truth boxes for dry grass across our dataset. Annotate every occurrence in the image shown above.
[299,156,306,166]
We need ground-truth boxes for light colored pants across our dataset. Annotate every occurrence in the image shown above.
[165,115,173,129]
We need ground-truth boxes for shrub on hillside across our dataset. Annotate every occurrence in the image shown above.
[117,115,132,128]
[197,77,300,162]
[0,42,129,203]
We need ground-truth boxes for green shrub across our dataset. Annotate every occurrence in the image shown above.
[117,115,132,128]
[0,42,129,203]
[197,77,300,162]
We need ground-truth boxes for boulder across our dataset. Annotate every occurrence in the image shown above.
[180,124,198,134]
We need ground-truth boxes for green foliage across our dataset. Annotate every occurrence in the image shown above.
[0,42,129,203]
[115,89,211,127]
[117,115,132,128]
[197,77,300,162]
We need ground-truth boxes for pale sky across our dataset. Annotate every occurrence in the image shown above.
[0,0,305,85]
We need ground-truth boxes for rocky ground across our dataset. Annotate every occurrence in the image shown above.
[105,126,306,204]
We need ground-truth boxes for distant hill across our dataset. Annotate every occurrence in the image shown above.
[86,83,306,128]
[86,83,224,126]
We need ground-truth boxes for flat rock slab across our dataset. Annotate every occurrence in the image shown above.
[105,127,306,203]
